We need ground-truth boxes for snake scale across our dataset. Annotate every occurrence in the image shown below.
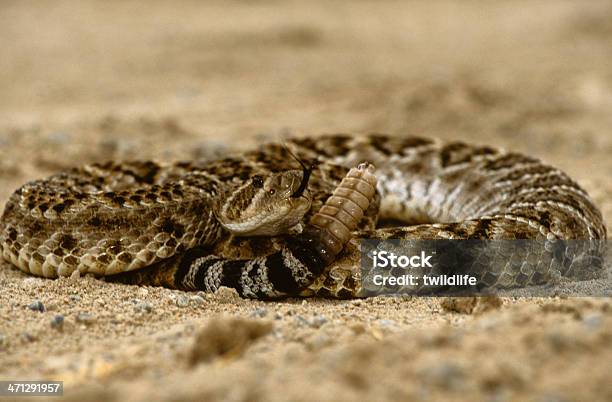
[0,134,607,298]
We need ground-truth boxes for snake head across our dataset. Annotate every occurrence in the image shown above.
[217,169,313,236]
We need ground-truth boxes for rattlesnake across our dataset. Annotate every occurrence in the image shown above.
[0,134,606,298]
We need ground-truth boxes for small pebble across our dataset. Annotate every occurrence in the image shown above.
[420,362,466,390]
[477,316,500,331]
[377,319,397,328]
[134,301,153,313]
[294,316,309,327]
[582,312,602,330]
[27,300,45,312]
[190,296,206,306]
[440,296,502,314]
[350,323,366,334]
[211,287,241,303]
[22,277,45,287]
[50,315,65,330]
[250,307,268,318]
[188,317,273,365]
[76,312,95,325]
[310,315,328,328]
[68,295,81,302]
[176,295,190,307]
[0,334,7,349]
[546,330,570,351]
[21,332,37,343]
[112,313,126,323]
[308,334,333,350]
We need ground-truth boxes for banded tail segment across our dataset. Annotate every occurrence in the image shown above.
[172,239,326,298]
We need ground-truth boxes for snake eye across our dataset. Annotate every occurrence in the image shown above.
[268,189,276,195]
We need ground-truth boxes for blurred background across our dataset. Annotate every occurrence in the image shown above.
[1,0,611,225]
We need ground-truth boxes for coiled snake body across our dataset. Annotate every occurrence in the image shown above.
[0,135,606,298]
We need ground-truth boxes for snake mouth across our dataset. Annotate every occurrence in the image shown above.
[291,164,312,199]
[286,145,315,199]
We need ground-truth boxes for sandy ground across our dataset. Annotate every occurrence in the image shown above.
[1,1,611,401]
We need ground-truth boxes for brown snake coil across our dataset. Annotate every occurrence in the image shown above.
[0,134,606,298]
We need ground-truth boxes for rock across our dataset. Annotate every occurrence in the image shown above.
[308,334,333,350]
[76,312,95,325]
[211,287,241,303]
[294,316,309,327]
[112,313,126,323]
[22,277,45,287]
[50,315,65,330]
[582,312,602,330]
[21,332,37,343]
[0,334,8,349]
[420,362,466,391]
[188,317,273,366]
[293,315,328,328]
[68,295,81,302]
[350,323,366,334]
[376,319,397,329]
[481,360,528,391]
[369,326,384,340]
[190,295,206,306]
[134,301,153,313]
[27,300,45,312]
[474,296,503,313]
[310,315,328,328]
[477,316,500,331]
[440,297,478,314]
[176,295,190,307]
[250,307,268,318]
[440,296,502,314]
